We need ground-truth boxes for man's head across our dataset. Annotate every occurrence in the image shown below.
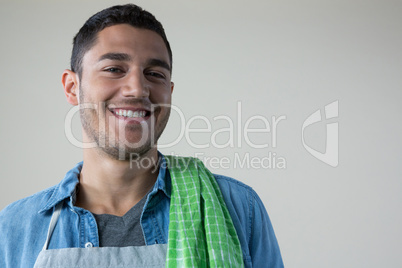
[62,4,174,160]
[71,4,172,78]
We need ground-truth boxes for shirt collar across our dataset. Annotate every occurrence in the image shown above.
[151,153,171,199]
[38,152,171,213]
[38,161,82,213]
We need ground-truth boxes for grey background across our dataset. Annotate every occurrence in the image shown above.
[1,0,401,267]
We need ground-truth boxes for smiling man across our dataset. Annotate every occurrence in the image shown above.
[0,4,283,268]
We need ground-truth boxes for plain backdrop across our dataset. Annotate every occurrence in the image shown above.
[1,0,401,267]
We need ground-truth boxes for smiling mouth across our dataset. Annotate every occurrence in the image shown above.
[109,108,152,121]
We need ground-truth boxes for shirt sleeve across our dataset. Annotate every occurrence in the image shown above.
[249,190,284,267]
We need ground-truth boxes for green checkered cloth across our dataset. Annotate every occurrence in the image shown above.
[165,156,244,267]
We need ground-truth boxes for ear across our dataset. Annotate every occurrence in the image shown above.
[62,69,79,105]
[170,81,174,94]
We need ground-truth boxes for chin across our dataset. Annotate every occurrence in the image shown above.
[100,140,156,161]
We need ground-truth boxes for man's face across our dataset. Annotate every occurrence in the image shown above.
[77,24,173,159]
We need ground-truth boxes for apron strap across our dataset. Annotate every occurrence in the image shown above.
[42,202,63,251]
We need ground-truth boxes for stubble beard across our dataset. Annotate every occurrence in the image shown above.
[79,86,171,161]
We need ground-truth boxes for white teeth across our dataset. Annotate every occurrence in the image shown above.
[115,109,147,118]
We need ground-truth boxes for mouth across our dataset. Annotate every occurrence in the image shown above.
[109,108,152,123]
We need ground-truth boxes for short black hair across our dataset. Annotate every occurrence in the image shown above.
[71,4,172,77]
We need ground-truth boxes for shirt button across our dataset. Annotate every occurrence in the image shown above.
[85,242,93,248]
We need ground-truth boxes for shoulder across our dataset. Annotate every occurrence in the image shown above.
[212,173,261,235]
[0,185,57,228]
[0,161,82,222]
[213,173,260,216]
[212,173,256,260]
[213,173,284,267]
[0,186,58,267]
[213,173,253,192]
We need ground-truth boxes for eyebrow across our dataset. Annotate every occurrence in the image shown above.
[98,53,132,62]
[146,58,171,72]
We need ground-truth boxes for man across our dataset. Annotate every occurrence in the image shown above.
[0,4,283,267]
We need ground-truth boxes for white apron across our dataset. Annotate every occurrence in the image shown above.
[34,202,167,268]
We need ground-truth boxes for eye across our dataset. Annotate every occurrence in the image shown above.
[146,71,166,80]
[105,67,123,73]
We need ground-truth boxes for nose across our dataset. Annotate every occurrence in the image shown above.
[121,70,149,98]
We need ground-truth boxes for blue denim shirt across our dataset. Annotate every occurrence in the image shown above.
[0,155,283,268]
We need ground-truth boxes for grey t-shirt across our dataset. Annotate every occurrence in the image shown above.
[93,194,148,247]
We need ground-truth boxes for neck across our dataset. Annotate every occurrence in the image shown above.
[75,147,160,216]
